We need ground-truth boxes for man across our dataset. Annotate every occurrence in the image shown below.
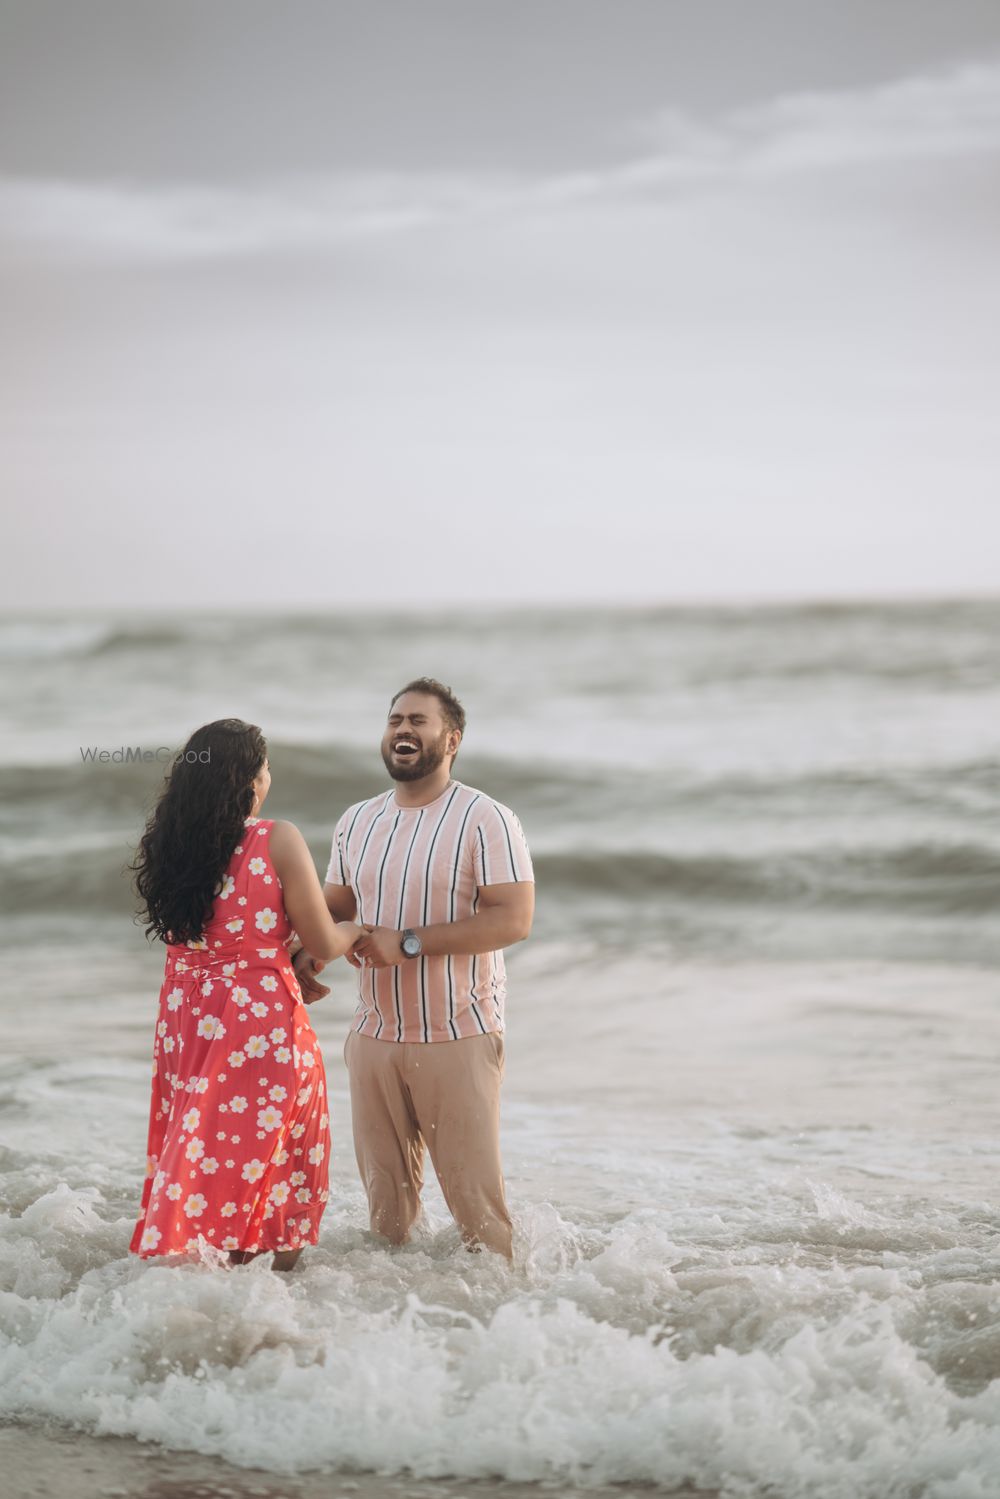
[294,677,534,1260]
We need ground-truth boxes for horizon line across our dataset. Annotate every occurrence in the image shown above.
[2,588,999,621]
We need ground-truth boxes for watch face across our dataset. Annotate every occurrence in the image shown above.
[402,933,421,957]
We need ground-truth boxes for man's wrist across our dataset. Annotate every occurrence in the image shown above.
[399,928,423,959]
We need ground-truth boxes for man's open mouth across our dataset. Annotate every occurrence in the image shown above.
[393,739,419,756]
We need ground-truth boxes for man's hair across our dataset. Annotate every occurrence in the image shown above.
[391,677,466,737]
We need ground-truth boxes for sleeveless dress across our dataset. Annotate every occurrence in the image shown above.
[130,817,331,1258]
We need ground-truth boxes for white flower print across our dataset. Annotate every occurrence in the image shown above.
[229,1096,248,1114]
[222,962,237,978]
[163,1036,175,1053]
[244,1035,269,1059]
[197,1015,225,1040]
[200,1157,219,1174]
[290,1123,306,1139]
[166,987,184,1011]
[140,1225,162,1252]
[200,980,214,997]
[257,1105,283,1132]
[226,918,244,934]
[219,875,236,900]
[298,1217,312,1234]
[183,1193,207,1218]
[307,1144,325,1165]
[269,1181,291,1205]
[156,1019,167,1037]
[249,856,266,876]
[260,975,278,993]
[227,1050,246,1068]
[269,1026,286,1044]
[250,1002,268,1019]
[192,1076,209,1094]
[185,1137,205,1162]
[221,1235,241,1250]
[232,987,251,1008]
[274,1047,291,1064]
[290,1171,306,1187]
[153,1170,167,1193]
[296,1087,312,1107]
[241,1158,265,1183]
[295,1187,312,1204]
[263,875,273,885]
[268,1085,287,1102]
[182,1107,201,1132]
[221,1201,237,1217]
[301,1050,315,1069]
[258,948,277,959]
[255,908,278,934]
[256,826,267,836]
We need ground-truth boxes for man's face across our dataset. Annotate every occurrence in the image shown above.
[381,692,456,782]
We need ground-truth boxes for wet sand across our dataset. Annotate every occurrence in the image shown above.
[1,1425,717,1499]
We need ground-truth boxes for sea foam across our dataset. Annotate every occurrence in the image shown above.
[3,1181,1000,1498]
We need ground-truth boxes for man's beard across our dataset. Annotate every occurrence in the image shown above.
[382,733,450,782]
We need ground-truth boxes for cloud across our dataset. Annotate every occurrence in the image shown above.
[0,62,997,262]
[0,174,479,261]
[637,61,1000,176]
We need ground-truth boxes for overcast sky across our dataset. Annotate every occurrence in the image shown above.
[2,1,998,608]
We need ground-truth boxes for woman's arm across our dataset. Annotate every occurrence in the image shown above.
[269,821,361,961]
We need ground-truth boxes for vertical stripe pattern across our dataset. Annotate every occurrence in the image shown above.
[325,781,533,1043]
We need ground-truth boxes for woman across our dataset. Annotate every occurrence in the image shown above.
[129,718,360,1270]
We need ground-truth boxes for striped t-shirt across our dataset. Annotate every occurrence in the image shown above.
[324,780,533,1043]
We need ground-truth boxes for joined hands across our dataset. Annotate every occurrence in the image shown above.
[292,925,408,1004]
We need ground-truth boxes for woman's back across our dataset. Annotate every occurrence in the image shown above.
[174,816,294,958]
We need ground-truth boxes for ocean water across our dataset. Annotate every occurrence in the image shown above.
[1,602,999,1498]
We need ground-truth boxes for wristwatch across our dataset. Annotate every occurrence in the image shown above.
[400,929,422,958]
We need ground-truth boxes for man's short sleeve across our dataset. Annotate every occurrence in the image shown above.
[470,800,534,887]
[324,810,352,887]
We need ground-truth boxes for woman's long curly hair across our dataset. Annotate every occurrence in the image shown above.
[132,719,267,944]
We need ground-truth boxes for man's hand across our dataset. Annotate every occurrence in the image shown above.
[292,948,331,1005]
[352,925,405,969]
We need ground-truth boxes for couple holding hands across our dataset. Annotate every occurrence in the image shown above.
[130,678,534,1269]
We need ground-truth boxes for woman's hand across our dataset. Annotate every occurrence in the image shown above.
[336,922,367,967]
[352,925,405,969]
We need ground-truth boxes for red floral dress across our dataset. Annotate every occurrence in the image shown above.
[130,818,331,1257]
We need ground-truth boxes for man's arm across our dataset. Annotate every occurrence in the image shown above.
[324,883,359,923]
[353,881,534,969]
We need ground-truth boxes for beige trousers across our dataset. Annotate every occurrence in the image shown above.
[344,1029,513,1260]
